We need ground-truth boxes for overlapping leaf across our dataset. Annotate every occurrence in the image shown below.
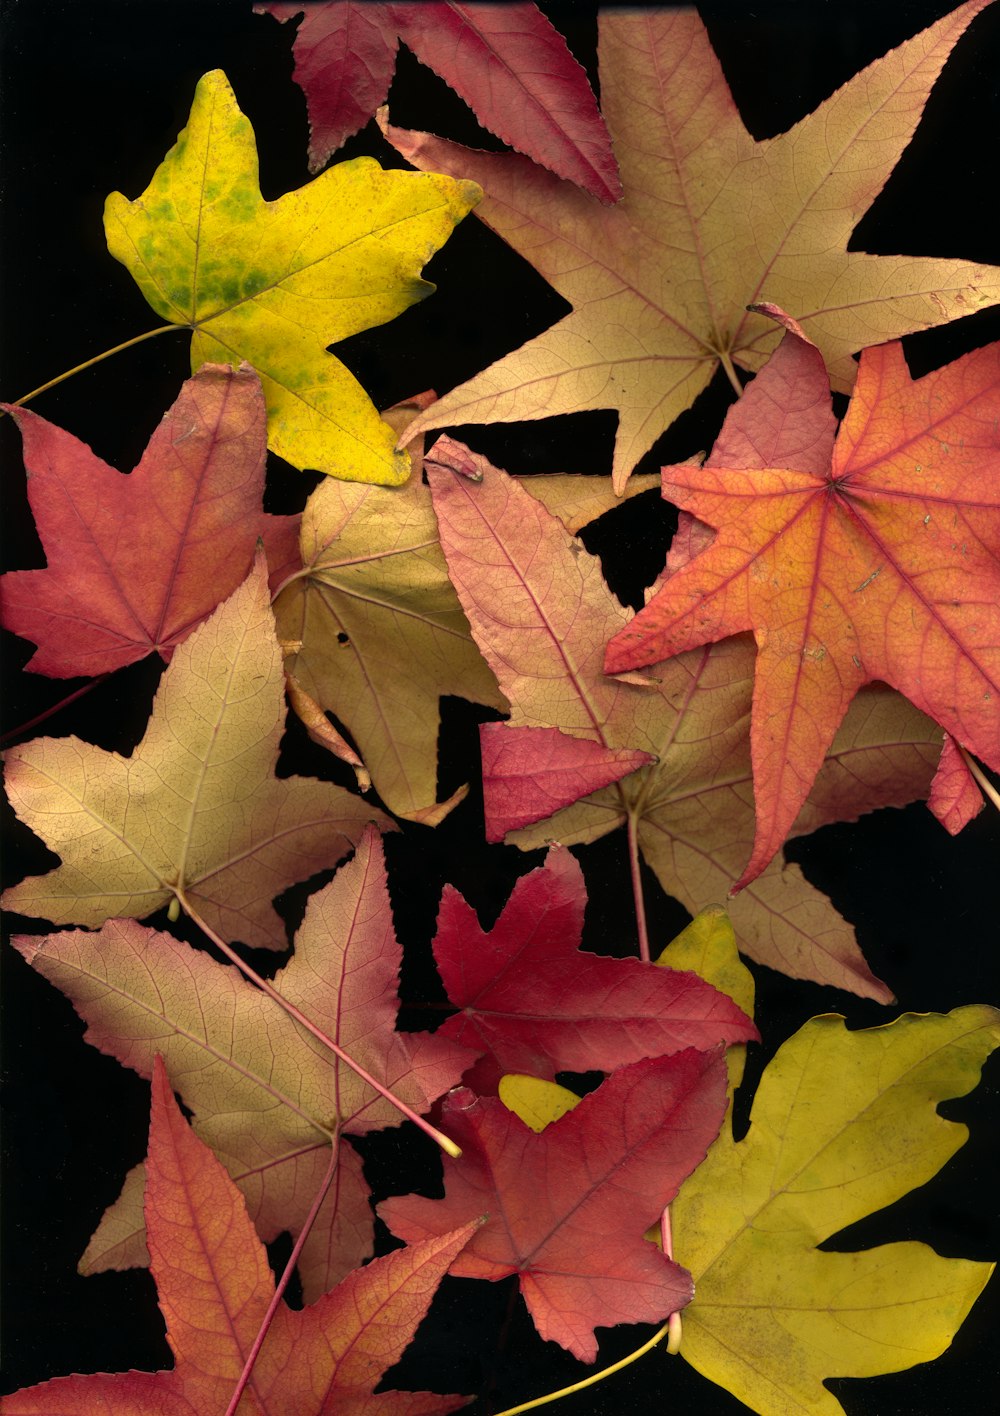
[380,1048,727,1362]
[1,364,298,677]
[426,436,943,998]
[258,1,620,200]
[432,845,756,1091]
[673,1006,1000,1415]
[2,1056,477,1414]
[3,556,388,949]
[607,323,1000,886]
[14,828,472,1301]
[384,3,1000,488]
[273,424,506,823]
[104,69,479,483]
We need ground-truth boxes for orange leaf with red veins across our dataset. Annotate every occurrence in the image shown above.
[607,327,1000,887]
[14,827,473,1302]
[433,846,756,1094]
[383,3,1000,490]
[1,1056,476,1414]
[427,435,942,998]
[258,1,620,200]
[1,365,299,678]
[380,1048,727,1363]
[2,555,389,948]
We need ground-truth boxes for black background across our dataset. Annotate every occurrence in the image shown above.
[2,1,999,1412]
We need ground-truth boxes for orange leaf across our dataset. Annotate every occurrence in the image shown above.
[607,327,1000,886]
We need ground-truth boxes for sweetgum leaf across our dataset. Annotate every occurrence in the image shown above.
[607,324,1000,886]
[2,555,388,950]
[380,1048,728,1362]
[426,437,943,998]
[14,828,471,1302]
[1,364,298,677]
[1,1056,477,1414]
[258,1,620,200]
[433,846,756,1091]
[274,459,506,823]
[384,3,1000,489]
[104,69,479,484]
[673,1007,1000,1415]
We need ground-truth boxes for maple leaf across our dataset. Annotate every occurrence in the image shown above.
[426,436,944,998]
[432,845,756,1091]
[14,827,472,1302]
[273,443,506,824]
[1,364,299,677]
[382,3,1000,489]
[380,1047,728,1362]
[104,69,479,484]
[2,555,389,949]
[606,321,1000,886]
[258,1,620,202]
[673,1006,1000,1415]
[1,1055,477,1414]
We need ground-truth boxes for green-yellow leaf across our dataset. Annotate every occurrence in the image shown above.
[2,555,389,949]
[104,69,480,484]
[274,468,506,822]
[673,1006,1000,1415]
[656,906,754,1090]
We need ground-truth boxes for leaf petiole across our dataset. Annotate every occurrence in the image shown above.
[1,324,181,413]
[626,806,651,963]
[174,888,462,1158]
[492,1319,672,1416]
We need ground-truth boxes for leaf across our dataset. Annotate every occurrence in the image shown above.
[14,828,472,1301]
[383,3,1000,489]
[258,1,620,201]
[672,1006,1000,1415]
[426,435,943,997]
[273,459,506,823]
[2,554,389,949]
[607,324,1000,886]
[432,846,756,1092]
[2,1055,477,1414]
[1,364,299,677]
[380,1048,729,1362]
[104,69,480,484]
[927,732,985,833]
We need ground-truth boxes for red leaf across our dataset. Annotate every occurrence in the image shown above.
[480,722,652,840]
[607,328,1000,887]
[928,733,985,834]
[380,1048,728,1361]
[2,1056,476,1414]
[1,364,298,677]
[434,847,757,1090]
[260,1,620,200]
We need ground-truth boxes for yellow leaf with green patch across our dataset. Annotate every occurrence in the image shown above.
[104,69,479,484]
[673,1006,999,1415]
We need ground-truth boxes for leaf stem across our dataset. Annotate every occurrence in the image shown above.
[2,325,182,413]
[659,1204,683,1355]
[1,674,109,747]
[626,808,651,963]
[224,1134,341,1416]
[174,889,461,1158]
[492,1320,672,1416]
[958,744,1000,815]
[718,347,744,399]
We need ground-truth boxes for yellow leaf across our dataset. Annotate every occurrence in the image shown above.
[274,471,506,822]
[2,555,389,949]
[104,70,480,484]
[656,906,755,1090]
[673,1006,1000,1415]
[499,1073,581,1132]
